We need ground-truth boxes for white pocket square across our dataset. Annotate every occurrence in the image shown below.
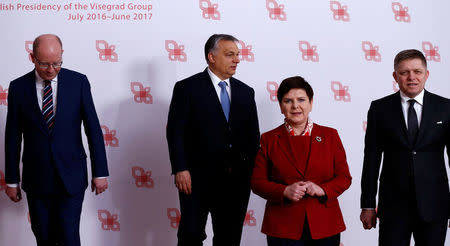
[436,121,443,124]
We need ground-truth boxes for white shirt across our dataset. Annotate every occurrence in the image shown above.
[400,89,424,129]
[35,70,58,112]
[207,67,231,103]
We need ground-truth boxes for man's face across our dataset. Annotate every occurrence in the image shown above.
[31,40,63,81]
[393,58,429,98]
[208,40,240,80]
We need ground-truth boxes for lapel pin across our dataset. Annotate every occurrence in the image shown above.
[316,136,322,142]
[436,121,443,125]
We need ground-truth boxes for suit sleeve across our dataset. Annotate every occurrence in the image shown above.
[247,88,260,165]
[4,81,23,184]
[166,81,190,174]
[320,129,352,201]
[80,76,109,178]
[360,101,383,208]
[251,134,286,203]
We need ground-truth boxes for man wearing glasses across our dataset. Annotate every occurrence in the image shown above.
[4,34,109,246]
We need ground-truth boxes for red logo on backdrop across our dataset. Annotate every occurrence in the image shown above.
[0,85,8,106]
[98,210,120,231]
[96,40,118,62]
[101,125,119,147]
[25,41,33,61]
[361,41,381,62]
[167,208,181,229]
[238,40,254,62]
[392,2,410,23]
[266,81,279,102]
[362,121,367,132]
[393,81,399,92]
[331,81,351,102]
[132,166,154,188]
[422,42,440,62]
[165,40,187,62]
[27,212,31,224]
[130,82,153,104]
[299,41,319,62]
[330,1,349,22]
[266,0,286,21]
[244,210,256,226]
[0,171,6,191]
[199,0,220,20]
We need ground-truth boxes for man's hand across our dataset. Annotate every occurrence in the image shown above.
[283,181,308,202]
[303,181,325,197]
[175,170,192,195]
[6,186,22,202]
[360,209,377,229]
[92,178,108,195]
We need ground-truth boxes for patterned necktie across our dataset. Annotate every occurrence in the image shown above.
[407,99,418,144]
[42,80,54,131]
[218,81,230,121]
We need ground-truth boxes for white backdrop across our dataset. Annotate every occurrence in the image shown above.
[0,0,449,245]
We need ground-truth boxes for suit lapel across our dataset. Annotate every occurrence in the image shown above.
[24,71,50,136]
[52,69,65,133]
[392,93,410,147]
[275,126,306,178]
[414,90,432,147]
[201,69,228,123]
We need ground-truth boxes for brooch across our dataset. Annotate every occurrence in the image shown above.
[316,136,322,142]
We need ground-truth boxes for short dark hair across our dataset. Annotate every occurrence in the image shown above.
[33,34,63,56]
[394,49,427,70]
[204,34,238,63]
[277,76,314,103]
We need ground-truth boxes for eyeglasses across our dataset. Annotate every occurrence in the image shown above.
[35,58,63,69]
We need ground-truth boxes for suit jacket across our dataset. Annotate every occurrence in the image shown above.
[5,68,108,196]
[166,69,260,184]
[251,124,351,240]
[361,90,450,222]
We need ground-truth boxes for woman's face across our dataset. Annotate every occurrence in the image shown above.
[280,88,312,128]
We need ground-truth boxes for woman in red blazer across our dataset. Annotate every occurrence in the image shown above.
[251,76,352,246]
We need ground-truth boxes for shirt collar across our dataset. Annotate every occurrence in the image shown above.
[284,118,314,136]
[34,70,58,84]
[399,89,424,106]
[207,67,230,86]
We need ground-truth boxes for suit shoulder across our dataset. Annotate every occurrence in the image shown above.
[60,68,87,79]
[370,92,398,107]
[9,71,34,87]
[231,77,254,92]
[313,123,338,135]
[426,90,450,104]
[261,125,284,139]
[175,71,206,86]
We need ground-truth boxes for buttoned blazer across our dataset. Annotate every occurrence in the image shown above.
[166,69,260,182]
[361,90,450,222]
[5,68,108,196]
[251,124,351,240]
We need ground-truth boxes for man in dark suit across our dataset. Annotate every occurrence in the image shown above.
[166,34,260,246]
[360,49,450,246]
[4,34,109,246]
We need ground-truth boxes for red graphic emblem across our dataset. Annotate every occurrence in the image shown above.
[422,42,440,62]
[25,41,33,61]
[96,40,118,62]
[266,81,279,102]
[101,125,119,147]
[98,210,120,231]
[244,210,256,226]
[0,85,8,106]
[238,40,254,62]
[199,0,220,20]
[361,41,381,62]
[130,82,153,104]
[165,40,187,62]
[330,1,349,22]
[393,81,399,92]
[27,212,31,224]
[167,208,181,229]
[132,166,154,188]
[0,171,6,191]
[362,121,367,132]
[331,81,351,102]
[299,41,319,62]
[392,2,410,23]
[266,0,286,21]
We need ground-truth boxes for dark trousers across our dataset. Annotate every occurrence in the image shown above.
[379,206,447,246]
[177,170,251,246]
[267,218,340,246]
[27,190,85,246]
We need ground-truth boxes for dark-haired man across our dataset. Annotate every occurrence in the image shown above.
[360,49,450,245]
[167,34,260,246]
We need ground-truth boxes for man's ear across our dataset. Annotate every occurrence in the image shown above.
[207,52,215,64]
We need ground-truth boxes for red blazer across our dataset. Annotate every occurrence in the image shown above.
[251,124,351,240]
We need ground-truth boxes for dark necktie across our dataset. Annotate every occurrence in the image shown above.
[407,99,418,144]
[218,81,230,121]
[42,80,54,131]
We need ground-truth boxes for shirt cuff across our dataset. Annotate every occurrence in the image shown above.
[6,183,19,188]
[94,176,107,179]
[362,208,375,210]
